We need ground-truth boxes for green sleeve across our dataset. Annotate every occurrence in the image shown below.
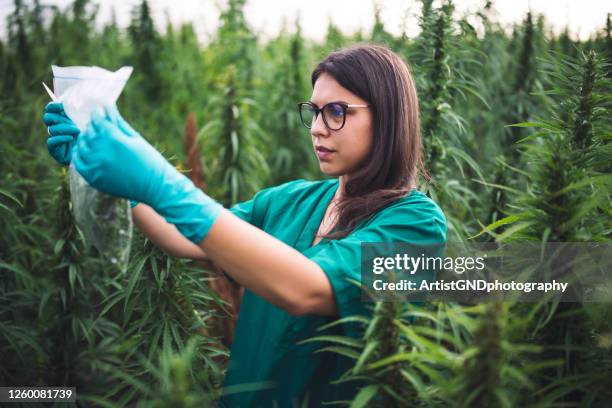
[227,186,276,227]
[308,199,447,329]
[228,179,309,227]
[228,196,258,225]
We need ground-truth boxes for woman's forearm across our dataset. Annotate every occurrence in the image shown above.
[132,203,209,261]
[198,209,337,317]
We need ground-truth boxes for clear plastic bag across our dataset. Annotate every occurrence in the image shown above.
[50,65,134,271]
[69,163,133,271]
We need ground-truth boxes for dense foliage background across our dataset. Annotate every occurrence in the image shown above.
[0,0,610,406]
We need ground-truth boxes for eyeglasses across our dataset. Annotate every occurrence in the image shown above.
[298,101,370,131]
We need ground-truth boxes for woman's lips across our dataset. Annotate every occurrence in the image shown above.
[316,146,335,161]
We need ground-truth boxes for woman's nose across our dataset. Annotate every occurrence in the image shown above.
[310,113,330,137]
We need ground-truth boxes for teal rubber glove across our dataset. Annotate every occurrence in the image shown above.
[72,106,222,244]
[43,102,140,209]
[42,102,80,165]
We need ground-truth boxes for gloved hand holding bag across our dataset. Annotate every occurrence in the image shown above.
[73,106,222,244]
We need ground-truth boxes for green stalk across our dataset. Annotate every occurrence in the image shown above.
[421,2,453,169]
[48,169,80,386]
[571,51,596,150]
[372,302,413,406]
[458,303,505,408]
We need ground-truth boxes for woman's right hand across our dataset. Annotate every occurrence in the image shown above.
[42,102,80,165]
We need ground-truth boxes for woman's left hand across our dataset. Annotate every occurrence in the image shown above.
[73,106,169,205]
[73,106,222,244]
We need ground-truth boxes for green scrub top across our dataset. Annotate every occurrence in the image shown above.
[219,178,447,408]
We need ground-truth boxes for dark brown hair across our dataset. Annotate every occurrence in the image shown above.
[312,44,427,239]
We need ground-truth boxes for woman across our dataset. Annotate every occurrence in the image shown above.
[42,44,446,407]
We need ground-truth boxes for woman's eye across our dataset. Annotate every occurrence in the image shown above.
[328,104,344,117]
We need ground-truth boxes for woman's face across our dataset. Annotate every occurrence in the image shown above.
[310,73,373,177]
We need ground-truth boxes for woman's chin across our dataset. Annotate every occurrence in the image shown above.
[319,163,344,177]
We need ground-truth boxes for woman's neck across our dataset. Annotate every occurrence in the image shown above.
[337,176,347,199]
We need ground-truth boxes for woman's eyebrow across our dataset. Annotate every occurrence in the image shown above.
[309,99,350,106]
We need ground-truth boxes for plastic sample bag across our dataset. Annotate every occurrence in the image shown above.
[48,65,134,271]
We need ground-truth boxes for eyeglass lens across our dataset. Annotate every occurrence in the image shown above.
[300,103,346,130]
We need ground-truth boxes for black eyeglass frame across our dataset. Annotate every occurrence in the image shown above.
[297,101,370,131]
